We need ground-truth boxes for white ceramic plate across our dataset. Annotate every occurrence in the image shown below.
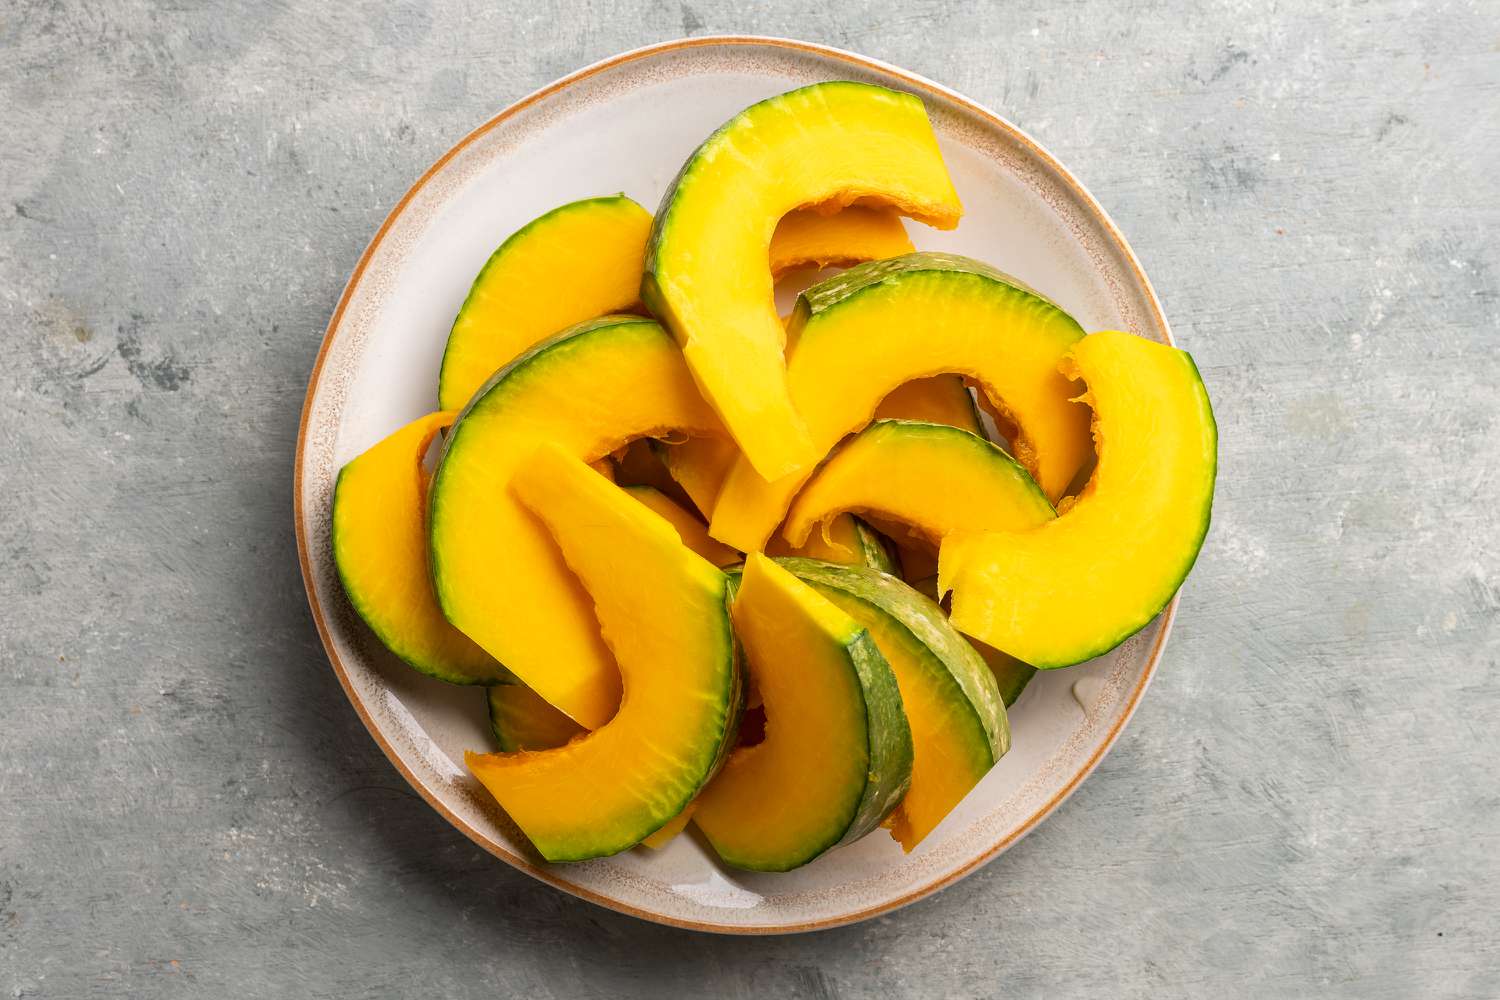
[295,36,1175,934]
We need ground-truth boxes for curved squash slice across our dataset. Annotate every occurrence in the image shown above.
[783,420,1056,552]
[905,575,1037,708]
[643,82,963,480]
[694,554,912,871]
[438,195,653,411]
[940,331,1218,667]
[780,559,1007,851]
[766,513,895,574]
[768,206,913,278]
[622,486,741,568]
[332,411,509,684]
[430,316,725,728]
[487,684,582,752]
[466,443,740,862]
[711,253,1090,551]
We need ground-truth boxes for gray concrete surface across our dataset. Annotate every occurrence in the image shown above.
[2,1,1497,997]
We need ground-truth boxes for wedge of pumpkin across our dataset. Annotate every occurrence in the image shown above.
[711,252,1092,552]
[940,331,1218,667]
[331,411,510,684]
[779,558,1008,851]
[429,315,725,728]
[694,554,912,871]
[782,419,1057,553]
[438,195,654,411]
[465,442,741,861]
[644,82,963,479]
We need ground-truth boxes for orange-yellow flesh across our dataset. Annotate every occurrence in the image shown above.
[488,684,585,752]
[438,197,652,410]
[466,443,735,862]
[783,422,1055,552]
[710,271,1089,551]
[655,435,740,518]
[768,206,914,278]
[613,438,693,508]
[589,458,617,482]
[623,486,742,568]
[940,331,1217,667]
[646,83,962,480]
[873,376,983,434]
[817,595,992,852]
[332,411,502,683]
[765,512,867,565]
[692,555,869,867]
[430,319,725,729]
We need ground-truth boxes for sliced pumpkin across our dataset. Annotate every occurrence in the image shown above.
[780,558,1007,851]
[622,485,741,568]
[782,420,1056,553]
[465,443,740,862]
[438,195,652,411]
[332,411,509,684]
[768,206,913,278]
[766,513,896,574]
[940,331,1218,667]
[429,315,725,728]
[487,684,583,752]
[711,253,1090,551]
[643,82,963,480]
[694,554,912,871]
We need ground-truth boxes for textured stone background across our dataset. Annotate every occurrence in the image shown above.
[2,1,1497,997]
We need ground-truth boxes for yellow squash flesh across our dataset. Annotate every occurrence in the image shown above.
[429,316,725,728]
[438,195,652,411]
[940,331,1218,667]
[692,554,911,871]
[643,82,963,480]
[711,253,1090,552]
[332,411,507,684]
[465,443,739,862]
[783,420,1056,552]
[768,206,914,277]
[622,486,742,567]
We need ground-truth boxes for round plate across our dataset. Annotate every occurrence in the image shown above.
[295,36,1174,934]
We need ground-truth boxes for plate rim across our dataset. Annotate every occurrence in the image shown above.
[293,33,1176,935]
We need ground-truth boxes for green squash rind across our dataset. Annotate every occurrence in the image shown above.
[779,558,1009,762]
[717,564,914,869]
[331,464,515,687]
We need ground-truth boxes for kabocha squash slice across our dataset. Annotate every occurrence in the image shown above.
[939,331,1218,668]
[429,315,726,729]
[694,555,912,871]
[466,443,740,862]
[622,486,741,568]
[438,195,653,411]
[711,253,1091,552]
[904,573,1037,708]
[782,420,1056,553]
[768,205,914,278]
[779,559,1008,851]
[643,82,963,480]
[332,411,510,685]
